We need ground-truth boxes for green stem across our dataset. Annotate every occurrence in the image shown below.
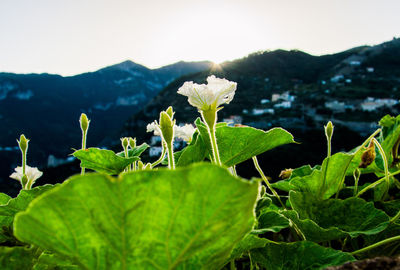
[390,209,400,223]
[356,170,400,197]
[373,138,390,198]
[209,126,222,165]
[252,156,284,208]
[167,141,175,169]
[201,110,222,165]
[81,130,87,176]
[151,142,167,168]
[21,149,26,177]
[353,170,360,196]
[351,235,400,256]
[335,129,382,198]
[327,138,331,158]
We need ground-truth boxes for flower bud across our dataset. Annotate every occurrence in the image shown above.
[21,174,29,189]
[324,121,334,141]
[120,137,129,150]
[159,111,175,144]
[129,137,136,149]
[359,140,376,168]
[166,106,174,118]
[17,134,29,154]
[279,168,293,179]
[79,113,90,133]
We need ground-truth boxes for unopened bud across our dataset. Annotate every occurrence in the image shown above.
[17,134,29,154]
[21,174,29,190]
[279,168,293,179]
[129,137,136,149]
[120,137,129,149]
[359,140,376,168]
[137,160,144,170]
[354,168,361,180]
[79,113,90,133]
[159,111,175,144]
[324,121,334,141]
[166,106,174,118]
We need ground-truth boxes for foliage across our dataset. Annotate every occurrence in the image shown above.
[2,73,400,269]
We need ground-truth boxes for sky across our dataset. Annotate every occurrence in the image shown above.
[0,0,399,76]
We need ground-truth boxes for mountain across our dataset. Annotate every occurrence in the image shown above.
[122,38,400,177]
[0,60,213,189]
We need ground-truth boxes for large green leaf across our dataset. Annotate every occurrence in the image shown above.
[195,118,295,166]
[73,148,139,174]
[0,185,54,243]
[251,241,355,270]
[290,152,354,200]
[290,192,390,237]
[15,163,259,270]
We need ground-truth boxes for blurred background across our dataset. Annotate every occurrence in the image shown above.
[0,0,399,195]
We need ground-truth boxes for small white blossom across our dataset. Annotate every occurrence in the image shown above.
[146,121,162,136]
[177,75,237,111]
[175,124,196,142]
[10,166,43,188]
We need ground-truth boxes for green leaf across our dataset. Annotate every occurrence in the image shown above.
[228,234,269,261]
[15,163,259,270]
[251,241,355,270]
[116,143,149,158]
[0,246,39,270]
[253,211,290,234]
[177,132,209,166]
[0,185,54,243]
[362,222,400,257]
[196,118,295,166]
[0,193,11,205]
[290,192,390,237]
[272,165,314,192]
[290,152,354,200]
[73,148,139,175]
[282,210,346,242]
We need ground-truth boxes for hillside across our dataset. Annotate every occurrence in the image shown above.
[0,60,212,190]
[122,38,400,177]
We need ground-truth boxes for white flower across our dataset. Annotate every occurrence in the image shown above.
[175,124,196,142]
[146,121,161,136]
[177,75,237,111]
[10,166,43,188]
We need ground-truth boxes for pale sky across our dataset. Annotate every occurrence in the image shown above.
[0,0,399,76]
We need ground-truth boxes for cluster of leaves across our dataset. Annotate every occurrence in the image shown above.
[1,113,400,269]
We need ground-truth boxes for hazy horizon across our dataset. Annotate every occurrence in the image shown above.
[1,0,399,76]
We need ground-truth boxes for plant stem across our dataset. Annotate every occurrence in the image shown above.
[167,141,175,169]
[81,129,87,176]
[373,138,390,198]
[151,142,167,168]
[390,209,400,223]
[327,138,331,158]
[356,170,400,197]
[201,110,222,165]
[208,126,222,165]
[351,235,400,256]
[252,156,284,208]
[353,170,360,196]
